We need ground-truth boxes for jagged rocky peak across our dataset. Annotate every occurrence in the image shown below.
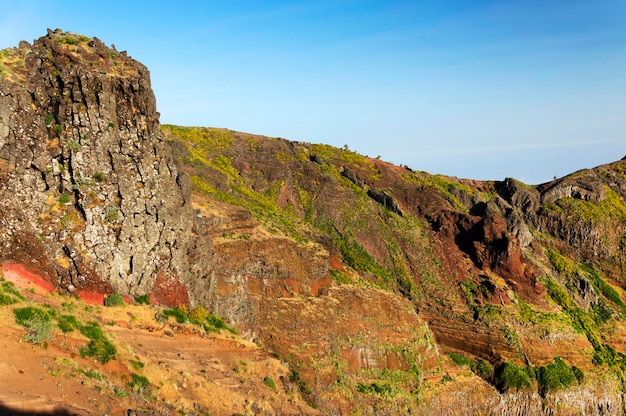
[0,29,197,302]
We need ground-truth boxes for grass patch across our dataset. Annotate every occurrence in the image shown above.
[330,269,352,285]
[446,352,494,381]
[104,293,125,307]
[80,337,117,364]
[162,305,189,324]
[134,294,150,305]
[205,313,238,334]
[162,305,238,334]
[446,352,473,367]
[13,306,51,327]
[355,381,400,396]
[78,321,117,363]
[128,373,151,400]
[79,321,105,340]
[0,280,24,305]
[57,314,80,333]
[82,368,106,381]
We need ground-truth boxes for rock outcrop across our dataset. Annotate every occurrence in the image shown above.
[0,29,197,300]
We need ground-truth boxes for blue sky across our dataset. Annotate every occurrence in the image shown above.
[1,1,625,184]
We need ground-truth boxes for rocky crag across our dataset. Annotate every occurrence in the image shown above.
[0,29,205,305]
[1,30,626,415]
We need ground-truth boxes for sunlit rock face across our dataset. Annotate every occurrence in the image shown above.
[0,29,195,299]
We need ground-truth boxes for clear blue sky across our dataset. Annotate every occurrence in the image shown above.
[2,1,625,184]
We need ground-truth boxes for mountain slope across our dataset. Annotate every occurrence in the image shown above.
[1,30,626,414]
[164,124,626,413]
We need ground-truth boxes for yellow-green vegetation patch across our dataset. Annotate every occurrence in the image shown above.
[0,47,26,79]
[13,306,54,344]
[329,269,353,285]
[0,278,26,305]
[191,173,310,243]
[59,33,91,45]
[162,125,234,152]
[160,304,238,335]
[402,172,471,212]
[310,143,369,165]
[544,187,626,223]
[547,249,626,314]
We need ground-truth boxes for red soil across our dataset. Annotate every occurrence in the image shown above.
[1,261,106,305]
[1,262,54,292]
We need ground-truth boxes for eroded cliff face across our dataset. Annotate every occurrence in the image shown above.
[0,29,196,299]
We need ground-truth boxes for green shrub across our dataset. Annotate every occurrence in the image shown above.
[92,172,104,182]
[537,357,577,394]
[205,313,226,330]
[129,373,150,389]
[163,306,189,323]
[205,313,237,334]
[82,368,106,381]
[57,314,80,333]
[105,206,120,222]
[493,362,531,392]
[263,376,276,390]
[129,373,151,398]
[80,338,117,363]
[189,305,208,323]
[0,293,18,305]
[104,293,125,307]
[445,352,493,381]
[67,140,81,151]
[134,294,150,305]
[23,316,54,344]
[472,359,494,380]
[59,193,71,204]
[289,369,312,395]
[446,352,473,367]
[572,366,584,383]
[355,382,400,396]
[13,306,51,327]
[59,36,78,45]
[79,321,104,340]
[129,359,145,370]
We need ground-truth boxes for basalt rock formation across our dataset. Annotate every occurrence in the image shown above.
[2,30,626,415]
[0,29,202,303]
